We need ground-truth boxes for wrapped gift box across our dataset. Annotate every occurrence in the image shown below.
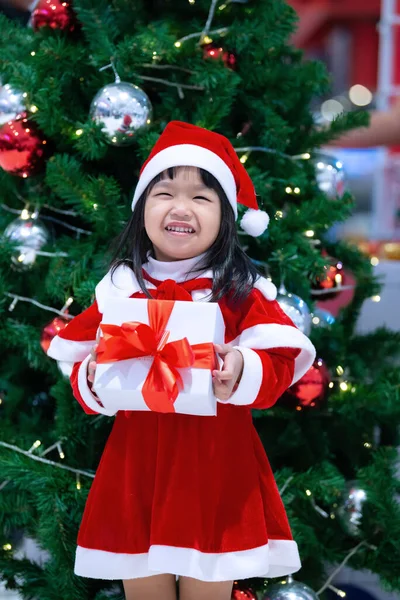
[93,297,225,416]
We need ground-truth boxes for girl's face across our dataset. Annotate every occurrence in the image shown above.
[144,167,222,262]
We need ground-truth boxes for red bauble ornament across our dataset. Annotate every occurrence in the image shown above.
[40,315,70,353]
[281,358,330,410]
[311,253,345,301]
[0,114,47,178]
[232,582,258,600]
[32,0,76,32]
[203,43,237,69]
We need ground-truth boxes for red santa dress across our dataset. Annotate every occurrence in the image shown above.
[47,254,315,582]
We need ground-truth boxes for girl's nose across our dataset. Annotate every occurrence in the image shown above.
[170,195,192,216]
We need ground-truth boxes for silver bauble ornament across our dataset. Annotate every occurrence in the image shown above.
[0,83,26,126]
[336,480,367,537]
[4,215,49,269]
[90,81,152,146]
[313,152,345,199]
[277,285,312,336]
[263,576,318,600]
[311,307,335,328]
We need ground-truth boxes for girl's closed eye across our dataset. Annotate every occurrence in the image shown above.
[194,195,212,202]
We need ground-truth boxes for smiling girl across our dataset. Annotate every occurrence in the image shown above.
[48,121,315,600]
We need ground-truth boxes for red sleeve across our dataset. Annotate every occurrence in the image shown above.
[70,361,100,415]
[220,287,315,410]
[47,300,115,415]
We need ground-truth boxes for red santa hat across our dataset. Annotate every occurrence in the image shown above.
[131,121,270,237]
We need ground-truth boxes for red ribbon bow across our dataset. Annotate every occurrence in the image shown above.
[96,300,217,413]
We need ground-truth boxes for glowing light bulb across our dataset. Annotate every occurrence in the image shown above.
[349,84,373,107]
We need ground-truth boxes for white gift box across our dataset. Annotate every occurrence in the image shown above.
[93,297,225,416]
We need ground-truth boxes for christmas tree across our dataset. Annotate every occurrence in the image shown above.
[1,1,400,599]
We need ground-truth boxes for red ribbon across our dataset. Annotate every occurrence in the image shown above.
[96,300,217,413]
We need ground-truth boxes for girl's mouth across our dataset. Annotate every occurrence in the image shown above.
[165,225,196,236]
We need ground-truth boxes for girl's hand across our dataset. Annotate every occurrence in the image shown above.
[87,328,101,384]
[212,344,244,402]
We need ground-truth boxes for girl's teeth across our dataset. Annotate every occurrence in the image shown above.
[167,226,194,233]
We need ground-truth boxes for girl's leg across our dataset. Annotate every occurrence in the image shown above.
[179,576,233,600]
[123,574,177,600]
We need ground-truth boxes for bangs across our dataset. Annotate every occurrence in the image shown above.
[147,166,225,197]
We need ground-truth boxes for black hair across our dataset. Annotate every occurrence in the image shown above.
[109,167,259,304]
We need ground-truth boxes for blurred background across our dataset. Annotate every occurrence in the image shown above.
[0,1,399,599]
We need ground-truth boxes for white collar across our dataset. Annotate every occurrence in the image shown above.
[143,253,208,282]
[94,259,277,313]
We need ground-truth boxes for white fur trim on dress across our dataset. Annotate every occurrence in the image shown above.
[225,346,263,406]
[132,144,237,216]
[47,336,95,363]
[230,324,316,384]
[74,539,301,581]
[254,275,277,301]
[77,355,117,416]
[95,264,214,313]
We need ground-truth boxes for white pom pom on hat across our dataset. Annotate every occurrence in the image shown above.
[240,207,270,237]
[131,121,270,237]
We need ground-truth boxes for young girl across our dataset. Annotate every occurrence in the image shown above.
[48,121,315,600]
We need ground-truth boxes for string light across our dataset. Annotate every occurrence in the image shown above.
[294,187,300,194]
[0,441,95,479]
[31,51,36,56]
[174,41,182,48]
[28,440,42,453]
[371,295,381,303]
[75,129,83,136]
[239,154,249,164]
[349,84,372,107]
[336,365,344,376]
[340,382,349,392]
[30,105,38,113]
[305,489,312,496]
[318,541,377,595]
[370,256,379,266]
[219,3,227,9]
[76,474,81,490]
[329,382,334,389]
[304,230,314,237]
[93,203,98,210]
[328,585,347,598]
[275,210,283,219]
[285,186,293,194]
[3,543,12,551]
[364,442,372,449]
